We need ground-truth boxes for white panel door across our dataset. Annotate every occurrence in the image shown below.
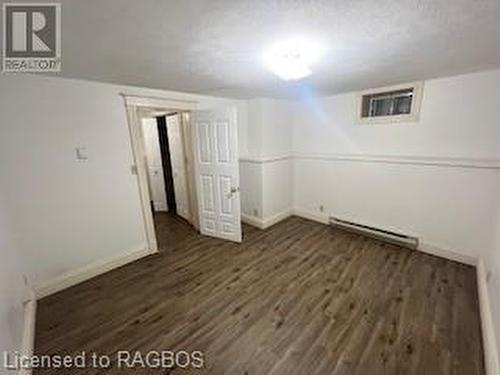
[141,118,168,211]
[192,107,242,242]
[166,114,191,222]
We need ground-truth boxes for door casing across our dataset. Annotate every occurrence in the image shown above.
[122,94,198,253]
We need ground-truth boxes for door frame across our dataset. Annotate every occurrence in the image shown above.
[122,94,198,253]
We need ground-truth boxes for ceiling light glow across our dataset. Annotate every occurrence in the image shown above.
[264,37,322,81]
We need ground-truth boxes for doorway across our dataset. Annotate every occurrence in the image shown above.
[123,94,242,253]
[139,109,198,250]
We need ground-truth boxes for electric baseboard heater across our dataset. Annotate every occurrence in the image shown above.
[329,216,419,250]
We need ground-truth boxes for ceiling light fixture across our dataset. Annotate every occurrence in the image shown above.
[264,37,322,81]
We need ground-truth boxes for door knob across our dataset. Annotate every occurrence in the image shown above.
[227,186,240,198]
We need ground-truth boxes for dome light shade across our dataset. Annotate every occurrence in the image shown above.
[263,37,322,81]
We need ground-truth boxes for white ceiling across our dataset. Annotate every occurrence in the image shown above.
[56,0,500,98]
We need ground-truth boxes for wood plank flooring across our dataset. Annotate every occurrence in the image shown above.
[35,213,485,374]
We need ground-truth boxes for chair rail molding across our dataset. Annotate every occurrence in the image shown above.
[240,153,500,169]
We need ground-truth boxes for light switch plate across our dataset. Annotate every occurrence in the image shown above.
[75,146,88,160]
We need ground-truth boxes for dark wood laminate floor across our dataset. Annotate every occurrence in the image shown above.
[35,214,485,374]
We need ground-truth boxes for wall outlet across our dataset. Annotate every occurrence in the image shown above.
[253,208,259,217]
[319,205,324,213]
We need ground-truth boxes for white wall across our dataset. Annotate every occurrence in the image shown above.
[262,159,293,220]
[239,98,294,224]
[293,70,500,260]
[293,158,499,258]
[258,99,294,221]
[0,190,29,372]
[239,157,293,223]
[238,71,500,258]
[240,162,263,218]
[486,194,500,366]
[0,74,247,290]
[259,99,293,157]
[293,71,500,158]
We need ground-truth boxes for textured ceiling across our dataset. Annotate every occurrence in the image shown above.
[55,0,500,98]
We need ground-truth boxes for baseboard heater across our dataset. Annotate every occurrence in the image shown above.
[329,216,419,250]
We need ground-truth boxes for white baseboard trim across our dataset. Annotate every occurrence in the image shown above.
[241,214,265,229]
[242,210,293,230]
[418,242,477,266]
[19,298,37,375]
[292,208,329,224]
[34,247,156,299]
[262,210,293,228]
[477,259,500,375]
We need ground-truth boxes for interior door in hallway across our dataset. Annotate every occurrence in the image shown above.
[166,114,191,222]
